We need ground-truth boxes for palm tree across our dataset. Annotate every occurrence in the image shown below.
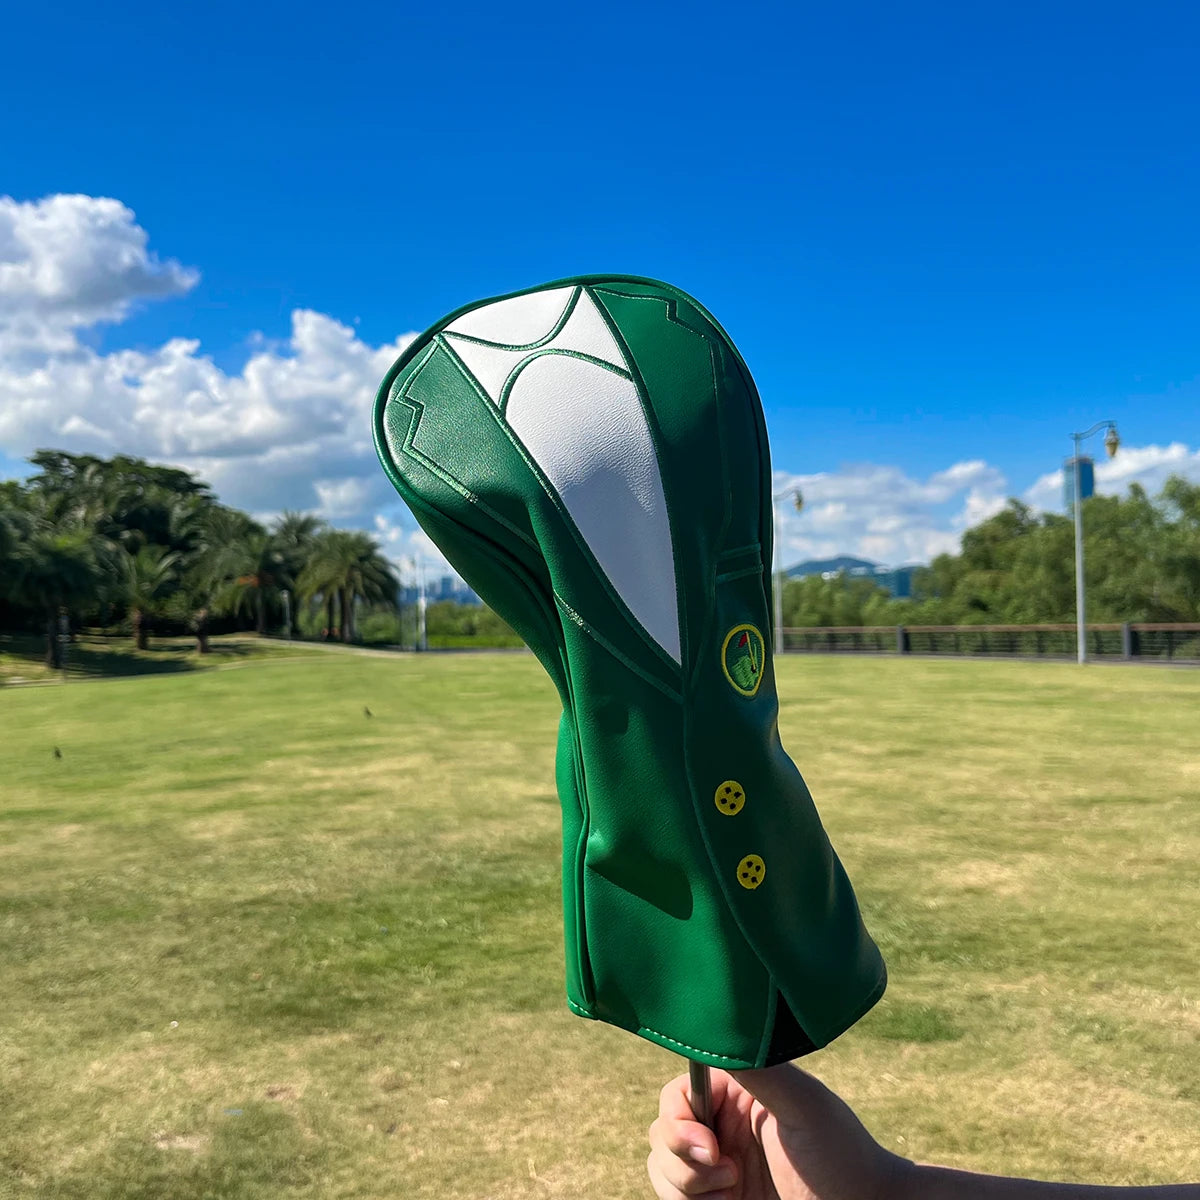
[211,529,283,635]
[296,530,347,640]
[271,512,326,637]
[237,534,283,636]
[297,530,399,643]
[335,532,399,642]
[7,524,105,667]
[179,506,260,653]
[122,545,181,650]
[3,488,109,667]
[0,488,22,576]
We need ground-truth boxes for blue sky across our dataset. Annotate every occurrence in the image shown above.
[2,1,1198,571]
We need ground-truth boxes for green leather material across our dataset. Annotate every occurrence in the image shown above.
[373,276,885,1068]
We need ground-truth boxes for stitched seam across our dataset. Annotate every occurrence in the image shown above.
[497,348,631,415]
[566,998,763,1066]
[716,565,762,584]
[589,286,689,673]
[674,326,781,1013]
[554,592,681,702]
[719,541,761,560]
[434,335,682,677]
[636,1028,750,1065]
[395,355,540,554]
[592,286,713,348]
[443,286,580,351]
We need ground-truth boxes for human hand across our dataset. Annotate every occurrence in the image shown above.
[647,1063,911,1200]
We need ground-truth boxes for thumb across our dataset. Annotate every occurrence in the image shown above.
[730,1062,845,1128]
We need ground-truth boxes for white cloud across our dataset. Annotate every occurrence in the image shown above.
[0,309,415,521]
[0,194,418,538]
[771,460,1009,567]
[771,441,1200,571]
[5,193,1200,587]
[313,476,372,520]
[372,513,454,580]
[959,487,1008,529]
[0,195,197,359]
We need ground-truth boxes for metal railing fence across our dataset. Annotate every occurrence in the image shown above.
[782,623,1200,662]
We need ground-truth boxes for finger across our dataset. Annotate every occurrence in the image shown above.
[647,1155,736,1200]
[647,1149,689,1200]
[653,1079,725,1167]
[659,1070,736,1124]
[647,1142,738,1196]
[649,1111,722,1167]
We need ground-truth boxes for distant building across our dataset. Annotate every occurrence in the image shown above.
[1064,456,1095,511]
[870,565,914,599]
[398,576,481,606]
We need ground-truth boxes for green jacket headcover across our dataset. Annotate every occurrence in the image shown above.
[373,276,885,1068]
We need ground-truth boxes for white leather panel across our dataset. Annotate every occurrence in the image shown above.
[551,288,625,368]
[446,290,626,405]
[445,335,524,404]
[445,286,573,346]
[506,352,680,663]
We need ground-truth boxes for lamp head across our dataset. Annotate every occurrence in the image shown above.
[1104,426,1120,458]
[792,488,804,515]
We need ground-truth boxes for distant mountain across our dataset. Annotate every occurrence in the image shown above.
[783,556,920,599]
[784,556,878,578]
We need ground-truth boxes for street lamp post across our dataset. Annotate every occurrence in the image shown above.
[416,561,428,652]
[399,555,429,652]
[772,487,804,657]
[1070,421,1120,665]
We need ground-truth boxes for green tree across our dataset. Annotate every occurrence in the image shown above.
[25,451,214,555]
[122,545,182,650]
[168,506,260,653]
[213,529,282,636]
[0,485,23,571]
[270,512,327,637]
[6,522,105,667]
[781,573,899,628]
[297,530,399,643]
[1159,477,1200,620]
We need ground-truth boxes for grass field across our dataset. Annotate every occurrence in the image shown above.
[2,650,1199,1198]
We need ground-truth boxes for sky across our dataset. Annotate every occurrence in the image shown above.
[2,0,1198,578]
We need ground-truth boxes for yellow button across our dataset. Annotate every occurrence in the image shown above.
[714,780,746,816]
[737,855,766,890]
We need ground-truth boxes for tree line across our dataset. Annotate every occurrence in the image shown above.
[0,451,400,666]
[783,477,1200,629]
[5,453,1197,660]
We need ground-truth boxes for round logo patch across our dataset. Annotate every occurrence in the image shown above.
[721,624,765,697]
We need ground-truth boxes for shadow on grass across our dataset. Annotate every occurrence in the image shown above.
[0,634,271,682]
[64,642,197,678]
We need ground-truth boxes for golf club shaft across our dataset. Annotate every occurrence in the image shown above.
[688,1059,713,1129]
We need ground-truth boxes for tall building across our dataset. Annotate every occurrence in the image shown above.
[397,576,482,606]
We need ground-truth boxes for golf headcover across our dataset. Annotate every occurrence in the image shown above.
[373,276,885,1068]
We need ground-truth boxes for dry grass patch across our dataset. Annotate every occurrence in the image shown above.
[2,653,1199,1197]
